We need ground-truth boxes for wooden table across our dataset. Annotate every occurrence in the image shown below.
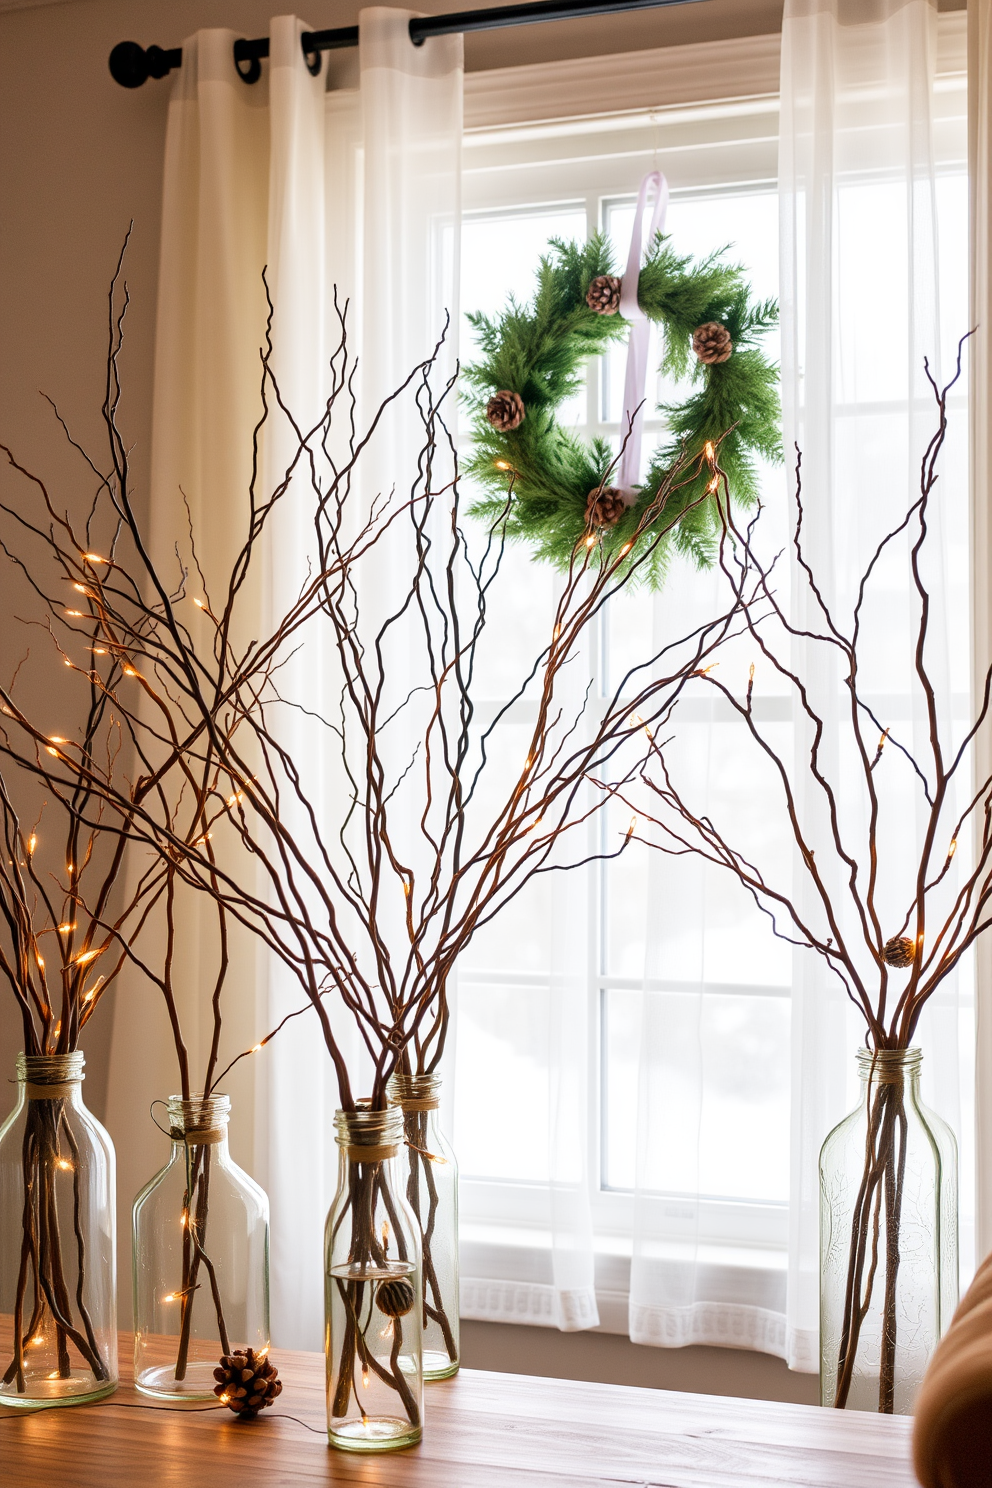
[0,1340,918,1487]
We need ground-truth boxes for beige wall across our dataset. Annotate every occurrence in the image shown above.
[460,1319,819,1403]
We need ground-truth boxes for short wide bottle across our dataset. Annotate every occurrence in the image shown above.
[325,1105,423,1451]
[132,1094,270,1399]
[0,1052,117,1407]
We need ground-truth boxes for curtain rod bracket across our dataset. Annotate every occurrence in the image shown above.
[108,0,697,88]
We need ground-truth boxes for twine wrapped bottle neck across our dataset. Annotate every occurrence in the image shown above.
[335,1105,403,1163]
[17,1050,85,1101]
[387,1071,441,1112]
[856,1046,922,1087]
[167,1093,230,1146]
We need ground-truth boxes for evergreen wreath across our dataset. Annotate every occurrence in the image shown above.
[463,233,782,585]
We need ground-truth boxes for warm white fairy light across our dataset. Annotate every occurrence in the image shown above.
[82,977,105,1006]
[75,949,99,965]
[55,1158,73,1172]
[27,834,37,855]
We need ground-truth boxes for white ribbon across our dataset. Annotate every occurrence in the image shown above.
[616,171,669,501]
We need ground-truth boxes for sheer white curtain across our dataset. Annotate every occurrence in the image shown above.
[969,0,992,1263]
[106,10,462,1347]
[778,0,970,1370]
[497,0,969,1364]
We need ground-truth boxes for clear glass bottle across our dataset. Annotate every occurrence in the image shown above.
[820,1047,958,1413]
[132,1094,270,1399]
[0,1051,117,1407]
[388,1071,459,1379]
[325,1105,423,1452]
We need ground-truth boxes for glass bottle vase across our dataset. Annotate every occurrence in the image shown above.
[0,1051,117,1407]
[132,1094,270,1399]
[388,1071,459,1379]
[819,1047,958,1413]
[325,1105,423,1452]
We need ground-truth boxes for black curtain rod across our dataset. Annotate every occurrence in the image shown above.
[109,0,699,88]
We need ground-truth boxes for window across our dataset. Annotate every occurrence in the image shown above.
[448,22,969,1334]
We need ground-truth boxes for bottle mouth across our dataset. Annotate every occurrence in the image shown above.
[334,1104,403,1159]
[166,1093,231,1142]
[17,1051,85,1089]
[856,1046,922,1082]
[387,1072,441,1111]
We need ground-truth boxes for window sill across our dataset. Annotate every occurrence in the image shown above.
[460,1221,788,1341]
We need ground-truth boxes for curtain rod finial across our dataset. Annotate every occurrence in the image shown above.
[109,41,181,89]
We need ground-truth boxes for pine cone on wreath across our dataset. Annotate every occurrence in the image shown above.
[692,322,733,365]
[586,275,623,315]
[585,486,627,530]
[486,390,525,431]
[213,1347,283,1418]
[882,935,917,968]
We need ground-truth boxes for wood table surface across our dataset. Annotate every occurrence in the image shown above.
[0,1337,919,1488]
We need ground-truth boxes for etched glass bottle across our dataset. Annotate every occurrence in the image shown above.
[325,1105,423,1451]
[388,1071,459,1379]
[820,1047,958,1413]
[0,1051,117,1407]
[132,1094,270,1399]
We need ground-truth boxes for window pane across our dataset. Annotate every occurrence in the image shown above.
[453,982,551,1181]
[603,987,791,1201]
[461,205,588,429]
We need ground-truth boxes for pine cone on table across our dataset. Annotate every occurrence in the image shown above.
[692,322,733,365]
[586,275,623,315]
[585,486,627,530]
[213,1347,283,1418]
[486,390,525,431]
[882,935,917,968]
